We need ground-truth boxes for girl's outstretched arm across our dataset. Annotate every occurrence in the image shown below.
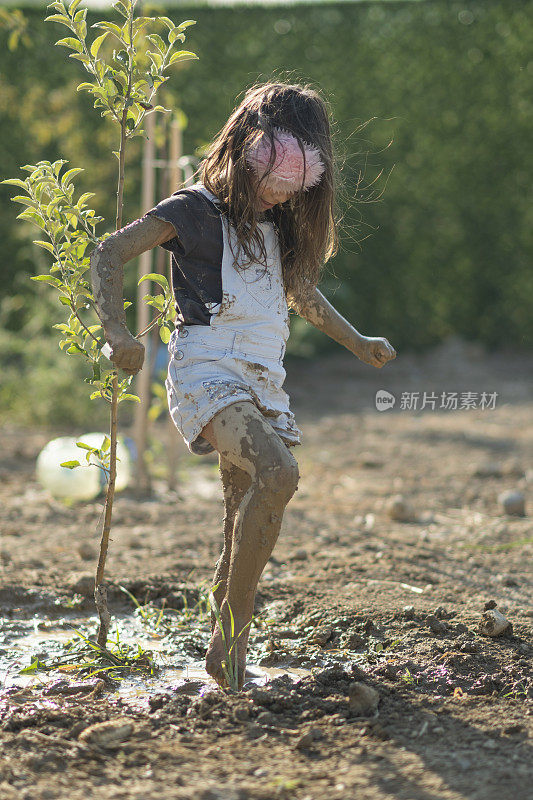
[288,286,396,368]
[89,215,175,375]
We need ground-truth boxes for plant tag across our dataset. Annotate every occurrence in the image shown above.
[101,342,113,360]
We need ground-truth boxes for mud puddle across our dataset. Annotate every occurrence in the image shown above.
[0,612,312,709]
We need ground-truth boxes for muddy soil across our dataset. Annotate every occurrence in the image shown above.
[1,337,532,800]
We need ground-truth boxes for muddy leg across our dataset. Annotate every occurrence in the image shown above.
[200,400,299,689]
[210,454,251,632]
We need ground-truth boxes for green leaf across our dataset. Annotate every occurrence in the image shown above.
[55,36,82,52]
[69,53,91,65]
[1,178,28,188]
[169,51,198,66]
[147,34,166,54]
[168,30,185,45]
[159,326,171,344]
[176,20,196,31]
[77,81,96,92]
[61,167,84,185]
[30,275,61,287]
[121,393,141,403]
[158,17,176,30]
[90,31,108,58]
[138,272,169,290]
[44,14,73,28]
[147,51,163,71]
[75,441,96,452]
[91,21,125,41]
[68,0,82,15]
[60,460,81,469]
[33,241,55,253]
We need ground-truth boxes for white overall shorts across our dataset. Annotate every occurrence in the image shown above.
[165,182,303,456]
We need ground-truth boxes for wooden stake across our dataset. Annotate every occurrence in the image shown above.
[133,111,156,493]
[166,117,183,491]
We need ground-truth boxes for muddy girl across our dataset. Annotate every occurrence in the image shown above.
[90,81,396,689]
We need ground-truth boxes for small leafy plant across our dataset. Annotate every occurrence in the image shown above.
[3,0,198,649]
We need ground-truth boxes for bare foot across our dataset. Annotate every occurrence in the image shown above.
[205,619,250,691]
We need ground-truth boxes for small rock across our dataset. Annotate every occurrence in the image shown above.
[77,543,96,561]
[348,682,379,715]
[295,731,314,750]
[483,599,498,611]
[498,490,526,517]
[359,453,383,469]
[385,494,413,522]
[364,513,376,531]
[128,535,143,550]
[403,605,415,620]
[478,609,511,637]
[256,711,277,727]
[340,632,365,650]
[78,718,134,748]
[233,706,250,722]
[426,615,446,635]
[310,627,333,646]
[472,461,502,478]
[70,572,95,596]
[503,724,523,735]
[292,548,308,561]
[245,723,264,740]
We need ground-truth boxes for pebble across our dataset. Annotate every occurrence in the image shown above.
[478,609,511,637]
[128,535,143,550]
[77,543,96,561]
[472,461,502,478]
[403,605,415,620]
[348,682,379,715]
[385,494,413,522]
[78,718,134,748]
[233,706,250,722]
[292,548,308,561]
[426,615,446,635]
[498,490,526,517]
[295,731,314,750]
[359,453,384,469]
[310,627,333,646]
[256,711,277,727]
[340,632,365,650]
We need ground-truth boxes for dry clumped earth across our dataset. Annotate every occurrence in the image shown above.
[0,336,532,800]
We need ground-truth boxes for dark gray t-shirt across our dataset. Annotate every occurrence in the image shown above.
[148,186,272,327]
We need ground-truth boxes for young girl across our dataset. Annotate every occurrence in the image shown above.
[90,81,396,689]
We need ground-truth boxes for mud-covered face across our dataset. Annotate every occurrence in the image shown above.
[256,185,296,210]
[250,173,298,210]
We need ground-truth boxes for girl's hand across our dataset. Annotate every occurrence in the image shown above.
[103,323,145,376]
[357,336,397,368]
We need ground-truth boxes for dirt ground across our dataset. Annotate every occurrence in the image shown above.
[1,336,532,800]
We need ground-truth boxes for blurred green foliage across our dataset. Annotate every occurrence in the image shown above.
[1,1,532,424]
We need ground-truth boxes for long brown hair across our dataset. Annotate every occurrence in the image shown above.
[199,81,340,302]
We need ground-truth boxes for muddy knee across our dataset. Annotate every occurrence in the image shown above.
[256,451,299,502]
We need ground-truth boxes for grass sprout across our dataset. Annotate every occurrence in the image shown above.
[208,584,252,692]
[17,623,158,682]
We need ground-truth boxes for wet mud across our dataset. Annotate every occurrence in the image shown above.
[1,341,532,799]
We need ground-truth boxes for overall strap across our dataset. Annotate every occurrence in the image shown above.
[191,182,221,206]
